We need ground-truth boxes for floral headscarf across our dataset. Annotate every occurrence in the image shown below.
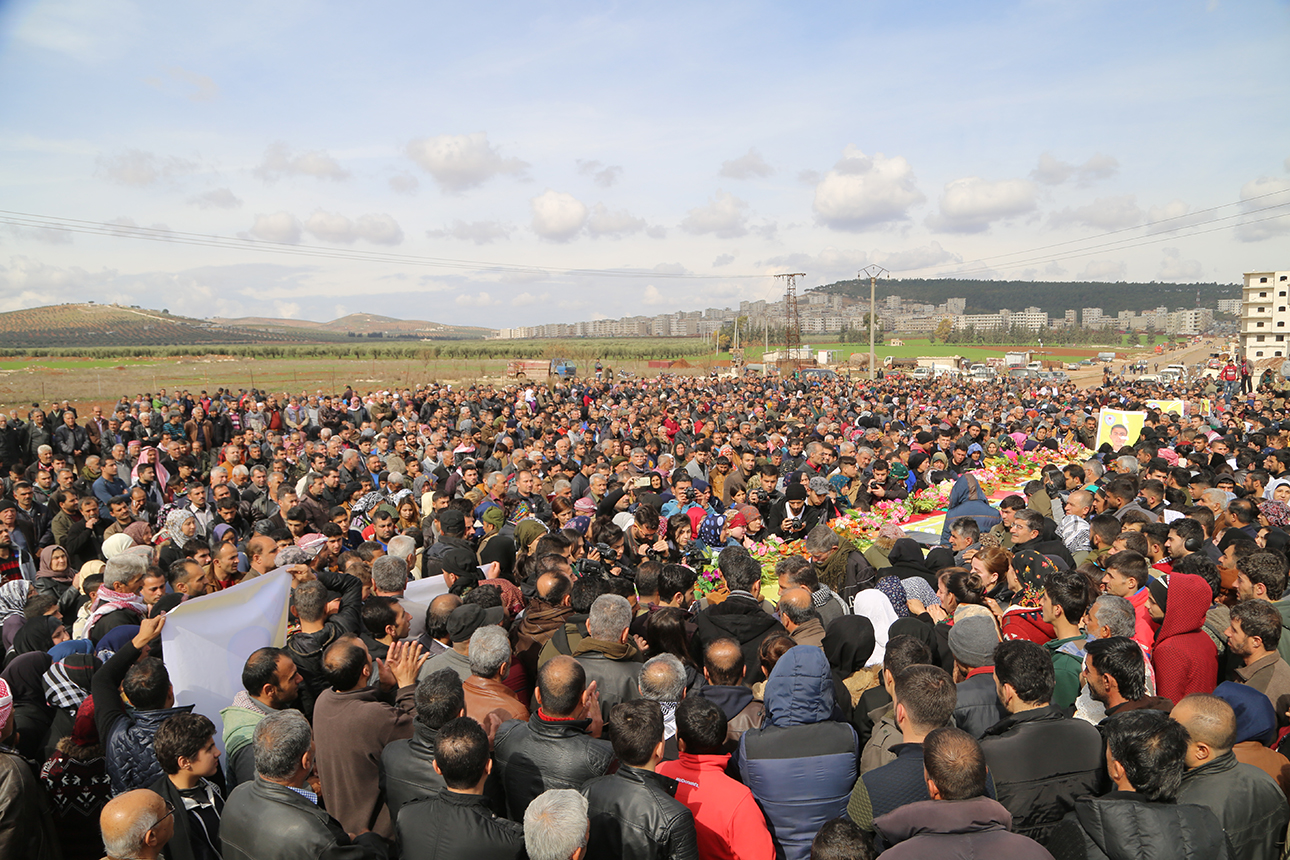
[1260,499,1290,530]
[875,575,912,618]
[158,508,195,549]
[1010,549,1057,608]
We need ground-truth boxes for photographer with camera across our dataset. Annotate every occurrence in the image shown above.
[855,458,909,511]
[770,483,814,540]
[624,502,669,567]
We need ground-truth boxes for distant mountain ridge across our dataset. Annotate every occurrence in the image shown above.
[0,303,491,348]
[212,312,492,337]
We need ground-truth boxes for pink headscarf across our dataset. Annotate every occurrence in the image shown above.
[130,446,170,490]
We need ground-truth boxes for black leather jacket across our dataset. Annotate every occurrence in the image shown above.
[380,722,506,822]
[396,789,524,860]
[220,775,387,860]
[492,712,615,820]
[581,765,700,860]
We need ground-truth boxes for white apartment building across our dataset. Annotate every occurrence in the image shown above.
[1217,298,1242,315]
[1243,270,1290,359]
[1082,308,1104,328]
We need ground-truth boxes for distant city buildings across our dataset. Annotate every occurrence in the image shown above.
[1242,270,1290,360]
[492,289,1236,340]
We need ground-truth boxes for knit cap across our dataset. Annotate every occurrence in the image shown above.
[948,615,1000,668]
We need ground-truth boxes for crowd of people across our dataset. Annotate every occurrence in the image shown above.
[0,361,1288,859]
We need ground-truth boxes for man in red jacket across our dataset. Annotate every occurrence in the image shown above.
[657,697,774,860]
[1150,573,1219,705]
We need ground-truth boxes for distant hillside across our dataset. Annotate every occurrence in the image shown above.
[0,303,331,348]
[213,312,491,339]
[814,277,1239,315]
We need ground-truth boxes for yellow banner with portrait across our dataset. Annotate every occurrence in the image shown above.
[1097,410,1146,451]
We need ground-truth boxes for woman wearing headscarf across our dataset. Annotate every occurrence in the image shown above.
[822,616,878,723]
[1,650,54,763]
[100,533,135,562]
[939,473,1002,545]
[40,651,97,755]
[0,581,29,653]
[155,508,196,571]
[11,614,68,658]
[996,549,1060,646]
[885,538,937,589]
[122,520,153,548]
[864,523,905,572]
[41,697,112,860]
[852,589,901,666]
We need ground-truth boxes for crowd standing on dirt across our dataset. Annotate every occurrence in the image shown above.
[1,362,1290,859]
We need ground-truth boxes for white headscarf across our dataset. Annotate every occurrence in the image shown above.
[852,589,900,668]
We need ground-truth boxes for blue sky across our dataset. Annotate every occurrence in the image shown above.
[0,0,1286,327]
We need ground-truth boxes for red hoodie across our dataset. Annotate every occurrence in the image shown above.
[1151,572,1218,704]
[657,752,774,860]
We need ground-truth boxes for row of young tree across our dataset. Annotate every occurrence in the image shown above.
[932,321,1181,347]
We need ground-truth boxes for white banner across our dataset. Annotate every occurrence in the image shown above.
[160,570,292,751]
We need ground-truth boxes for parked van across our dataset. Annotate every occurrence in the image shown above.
[1097,352,1117,362]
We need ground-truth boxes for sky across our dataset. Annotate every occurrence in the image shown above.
[0,0,1287,328]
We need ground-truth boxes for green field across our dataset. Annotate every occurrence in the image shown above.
[714,338,1113,363]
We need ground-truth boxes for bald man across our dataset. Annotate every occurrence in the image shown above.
[101,789,174,860]
[779,586,826,649]
[695,637,766,751]
[418,593,462,659]
[492,655,612,821]
[514,570,574,681]
[1174,693,1288,860]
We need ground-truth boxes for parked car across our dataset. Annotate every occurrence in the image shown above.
[1066,362,1081,370]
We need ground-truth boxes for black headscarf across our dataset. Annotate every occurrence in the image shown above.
[11,615,61,657]
[823,616,876,723]
[886,538,937,587]
[1,651,53,710]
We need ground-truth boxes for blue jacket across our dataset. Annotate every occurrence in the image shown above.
[940,474,1001,544]
[736,646,858,860]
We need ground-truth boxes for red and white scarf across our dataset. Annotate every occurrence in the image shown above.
[85,586,146,633]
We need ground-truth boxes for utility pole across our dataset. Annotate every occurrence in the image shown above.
[775,272,806,373]
[860,265,888,380]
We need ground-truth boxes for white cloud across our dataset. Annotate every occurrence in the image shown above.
[456,292,497,307]
[530,190,588,242]
[576,159,622,188]
[303,210,403,245]
[512,291,550,306]
[1158,247,1205,281]
[96,149,198,187]
[812,146,925,231]
[274,301,301,319]
[254,142,350,182]
[681,190,749,238]
[713,253,735,267]
[188,187,241,209]
[641,285,667,305]
[388,173,419,194]
[145,66,219,102]
[13,0,141,62]
[247,212,302,244]
[653,263,688,275]
[1049,195,1144,231]
[1236,175,1290,242]
[426,220,513,245]
[720,148,773,179]
[406,132,528,193]
[1031,152,1120,186]
[646,225,667,239]
[355,213,404,246]
[1145,199,1215,234]
[304,210,356,243]
[1080,259,1128,280]
[927,177,1037,233]
[586,203,646,238]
